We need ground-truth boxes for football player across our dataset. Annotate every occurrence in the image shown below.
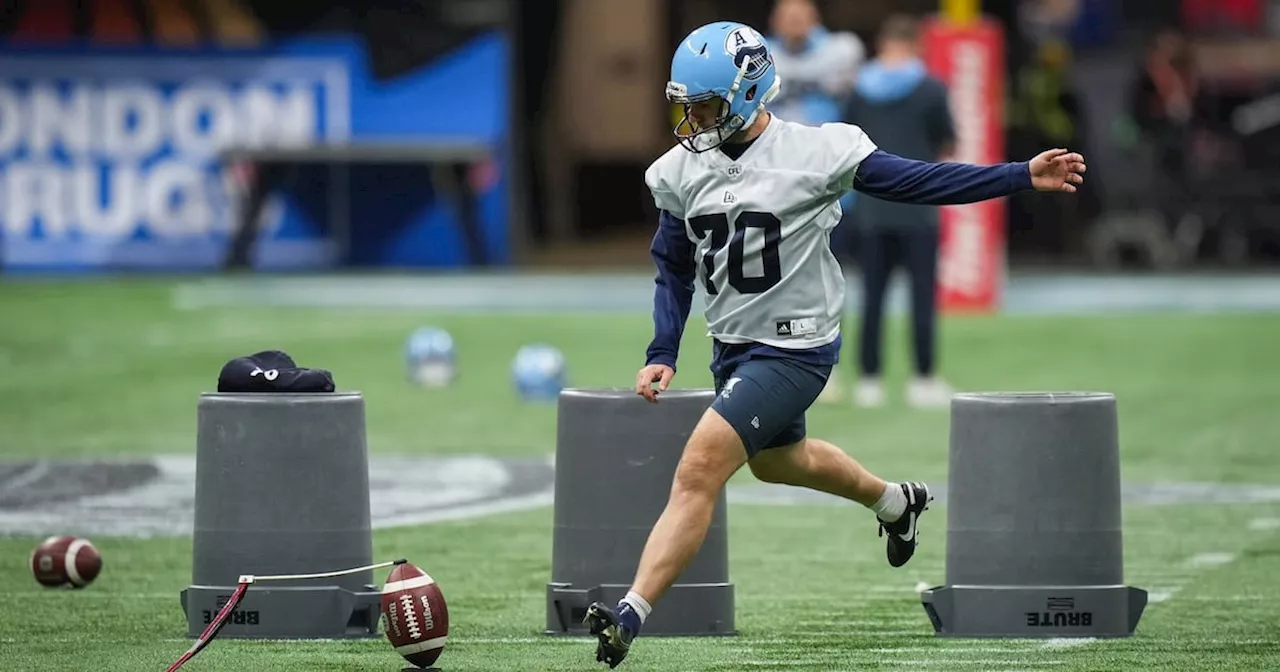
[585,21,1086,668]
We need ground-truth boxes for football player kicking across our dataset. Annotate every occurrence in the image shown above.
[585,21,1086,668]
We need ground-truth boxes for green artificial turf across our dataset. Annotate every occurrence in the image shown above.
[1,279,1277,670]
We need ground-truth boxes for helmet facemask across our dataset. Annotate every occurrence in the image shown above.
[668,57,757,153]
[671,92,740,153]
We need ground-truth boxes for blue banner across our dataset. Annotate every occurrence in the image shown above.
[0,33,510,273]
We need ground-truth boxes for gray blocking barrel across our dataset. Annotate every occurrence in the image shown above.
[546,388,735,637]
[920,392,1148,638]
[179,393,382,639]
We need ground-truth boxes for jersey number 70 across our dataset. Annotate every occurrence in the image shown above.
[689,211,782,295]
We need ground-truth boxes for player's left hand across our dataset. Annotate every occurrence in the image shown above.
[635,364,675,403]
[1028,148,1086,193]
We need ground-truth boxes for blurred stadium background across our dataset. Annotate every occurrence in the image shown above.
[2,0,1280,670]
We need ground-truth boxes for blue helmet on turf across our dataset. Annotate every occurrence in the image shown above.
[511,344,567,403]
[668,21,781,153]
[405,326,457,387]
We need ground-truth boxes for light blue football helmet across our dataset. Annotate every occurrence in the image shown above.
[405,326,457,387]
[511,343,567,403]
[668,21,781,153]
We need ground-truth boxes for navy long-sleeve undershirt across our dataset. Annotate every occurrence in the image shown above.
[644,210,696,371]
[643,150,1035,371]
[853,150,1034,204]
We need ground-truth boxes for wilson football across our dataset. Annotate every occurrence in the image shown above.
[381,561,449,668]
[31,535,102,588]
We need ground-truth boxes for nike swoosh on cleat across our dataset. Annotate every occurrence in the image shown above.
[897,511,917,542]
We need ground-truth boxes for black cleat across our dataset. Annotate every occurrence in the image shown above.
[878,481,933,568]
[584,601,636,668]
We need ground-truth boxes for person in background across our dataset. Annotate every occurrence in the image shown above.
[1122,27,1204,233]
[1128,27,1199,182]
[1007,39,1093,256]
[824,14,956,409]
[766,0,867,266]
[766,0,865,127]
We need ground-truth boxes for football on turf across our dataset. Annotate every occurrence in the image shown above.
[381,561,449,668]
[30,535,102,588]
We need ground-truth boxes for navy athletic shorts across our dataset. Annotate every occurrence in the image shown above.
[709,355,832,458]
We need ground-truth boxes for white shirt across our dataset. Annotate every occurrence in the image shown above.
[644,117,877,349]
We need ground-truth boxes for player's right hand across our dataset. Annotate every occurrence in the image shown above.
[1028,148,1087,193]
[635,364,676,403]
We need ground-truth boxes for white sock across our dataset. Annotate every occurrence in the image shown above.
[870,482,907,521]
[621,591,652,623]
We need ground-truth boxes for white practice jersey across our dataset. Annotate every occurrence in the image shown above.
[645,117,877,349]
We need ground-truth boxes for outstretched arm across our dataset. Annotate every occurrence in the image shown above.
[644,210,696,371]
[852,148,1086,205]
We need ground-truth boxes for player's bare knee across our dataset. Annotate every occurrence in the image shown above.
[670,461,719,502]
[671,446,730,497]
[670,412,746,498]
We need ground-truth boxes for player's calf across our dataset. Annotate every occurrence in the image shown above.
[747,437,888,505]
[746,440,933,566]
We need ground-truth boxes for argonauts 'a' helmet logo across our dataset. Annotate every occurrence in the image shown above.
[725,26,772,81]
